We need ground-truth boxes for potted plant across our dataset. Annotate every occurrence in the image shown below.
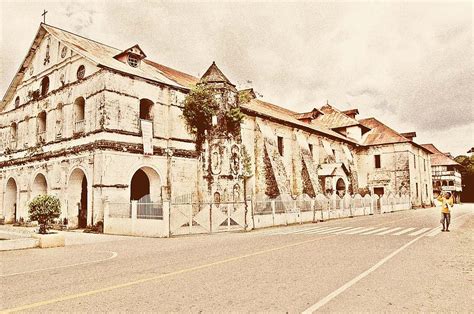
[28,195,65,248]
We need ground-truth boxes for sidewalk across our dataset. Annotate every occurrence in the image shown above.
[0,225,132,251]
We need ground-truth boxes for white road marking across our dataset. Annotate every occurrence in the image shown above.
[408,227,431,236]
[302,227,334,234]
[334,227,364,235]
[317,227,352,234]
[361,227,389,235]
[346,227,375,235]
[376,227,402,235]
[302,231,430,314]
[425,227,443,237]
[289,226,327,234]
[1,251,118,278]
[302,212,472,313]
[305,227,344,234]
[392,227,415,235]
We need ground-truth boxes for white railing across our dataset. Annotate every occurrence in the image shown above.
[74,120,85,134]
[250,192,411,229]
[137,202,163,220]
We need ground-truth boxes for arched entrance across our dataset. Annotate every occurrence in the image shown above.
[336,178,346,197]
[68,168,88,228]
[130,167,161,202]
[4,178,18,223]
[130,167,162,219]
[32,173,48,198]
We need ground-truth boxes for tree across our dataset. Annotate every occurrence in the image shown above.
[455,154,474,202]
[182,85,218,151]
[28,195,61,234]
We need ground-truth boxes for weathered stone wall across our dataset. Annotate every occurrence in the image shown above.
[0,148,198,227]
[355,142,433,206]
[241,114,357,200]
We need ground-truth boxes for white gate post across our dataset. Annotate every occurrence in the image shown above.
[271,200,276,226]
[103,198,109,233]
[163,201,170,238]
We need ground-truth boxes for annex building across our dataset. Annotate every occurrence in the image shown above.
[0,24,433,232]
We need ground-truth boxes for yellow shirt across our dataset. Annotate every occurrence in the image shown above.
[437,195,454,213]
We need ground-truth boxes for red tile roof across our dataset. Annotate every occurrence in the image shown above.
[359,118,411,145]
[316,104,362,129]
[241,99,358,143]
[421,144,460,166]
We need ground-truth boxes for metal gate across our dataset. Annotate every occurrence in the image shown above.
[170,199,246,236]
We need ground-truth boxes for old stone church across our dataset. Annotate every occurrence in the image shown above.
[0,23,433,229]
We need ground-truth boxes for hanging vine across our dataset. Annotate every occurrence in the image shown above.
[182,85,218,151]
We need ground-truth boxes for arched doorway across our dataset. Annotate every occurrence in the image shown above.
[5,178,18,223]
[68,168,88,228]
[130,167,161,202]
[336,178,346,197]
[130,167,162,219]
[32,173,48,198]
[131,169,150,202]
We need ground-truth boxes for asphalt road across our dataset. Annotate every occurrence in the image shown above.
[1,205,473,313]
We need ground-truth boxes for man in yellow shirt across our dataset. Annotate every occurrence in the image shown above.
[437,192,454,232]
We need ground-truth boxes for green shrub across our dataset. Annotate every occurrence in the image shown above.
[28,195,61,234]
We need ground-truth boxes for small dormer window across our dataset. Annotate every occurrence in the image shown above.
[128,55,139,67]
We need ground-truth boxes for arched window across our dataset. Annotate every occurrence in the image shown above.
[14,96,20,108]
[336,178,346,197]
[139,98,153,120]
[449,181,454,186]
[74,97,85,134]
[37,111,47,142]
[76,65,85,80]
[41,76,49,96]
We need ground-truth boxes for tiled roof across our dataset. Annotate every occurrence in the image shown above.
[359,118,411,145]
[316,104,361,129]
[200,62,233,85]
[144,59,198,88]
[421,144,460,166]
[241,99,358,144]
[294,108,323,120]
[42,24,195,89]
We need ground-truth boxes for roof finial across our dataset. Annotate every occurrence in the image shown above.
[42,9,48,24]
[326,99,329,105]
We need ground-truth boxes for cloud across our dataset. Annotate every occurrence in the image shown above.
[1,1,472,155]
[60,3,96,34]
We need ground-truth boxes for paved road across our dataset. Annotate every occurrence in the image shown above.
[1,205,473,313]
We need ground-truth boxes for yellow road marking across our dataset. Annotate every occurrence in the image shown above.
[1,207,456,313]
[1,233,337,313]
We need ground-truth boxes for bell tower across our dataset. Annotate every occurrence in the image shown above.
[198,63,244,227]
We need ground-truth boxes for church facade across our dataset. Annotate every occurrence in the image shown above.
[0,24,433,228]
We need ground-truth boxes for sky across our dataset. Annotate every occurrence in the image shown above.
[1,0,472,156]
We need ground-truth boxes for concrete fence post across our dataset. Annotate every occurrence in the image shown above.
[163,201,170,238]
[103,198,109,233]
[131,201,137,220]
[271,200,276,227]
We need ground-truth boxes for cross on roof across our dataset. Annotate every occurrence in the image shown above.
[42,9,48,24]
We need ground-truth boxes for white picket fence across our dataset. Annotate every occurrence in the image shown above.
[102,193,411,237]
[250,193,411,229]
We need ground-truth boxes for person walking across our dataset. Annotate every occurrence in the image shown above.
[437,192,454,232]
